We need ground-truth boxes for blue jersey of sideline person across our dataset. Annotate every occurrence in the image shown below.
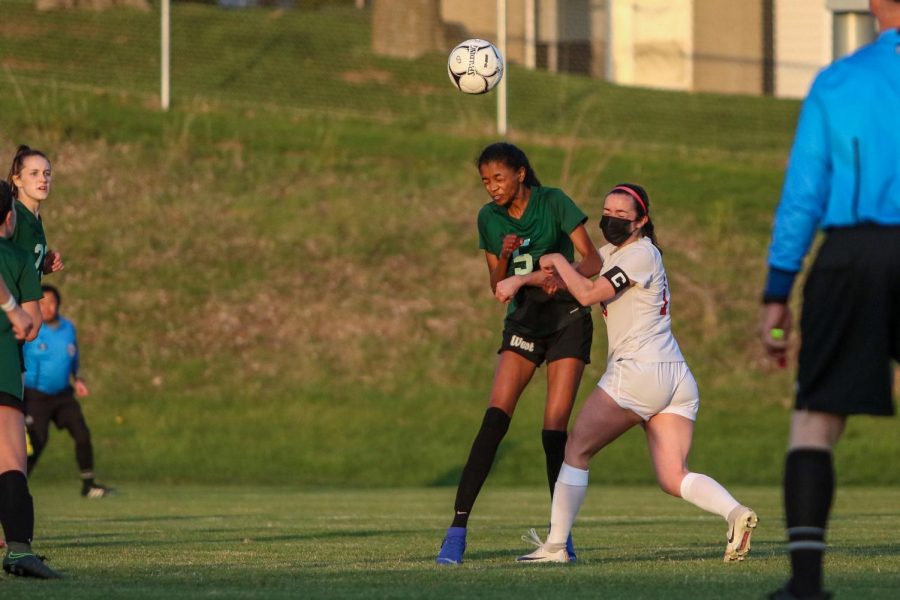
[764,28,900,301]
[24,316,80,395]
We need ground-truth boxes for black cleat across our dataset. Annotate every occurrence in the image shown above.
[3,551,64,579]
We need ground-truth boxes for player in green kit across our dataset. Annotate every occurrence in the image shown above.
[436,143,602,564]
[7,146,64,278]
[0,180,62,578]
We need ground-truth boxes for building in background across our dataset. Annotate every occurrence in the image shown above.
[440,0,876,99]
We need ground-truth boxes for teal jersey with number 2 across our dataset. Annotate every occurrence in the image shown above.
[477,186,589,336]
[11,200,47,279]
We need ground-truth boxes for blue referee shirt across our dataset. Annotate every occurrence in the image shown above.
[764,28,900,301]
[23,316,80,395]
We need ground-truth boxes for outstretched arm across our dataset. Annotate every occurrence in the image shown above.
[540,253,619,307]
[569,224,602,278]
[485,234,524,294]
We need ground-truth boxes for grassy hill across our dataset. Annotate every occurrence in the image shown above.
[1,0,896,487]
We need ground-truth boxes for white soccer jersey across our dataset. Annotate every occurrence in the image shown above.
[598,237,684,363]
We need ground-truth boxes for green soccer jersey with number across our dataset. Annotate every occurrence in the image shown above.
[11,200,47,279]
[0,237,42,400]
[477,186,590,336]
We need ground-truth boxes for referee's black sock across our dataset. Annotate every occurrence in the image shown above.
[784,448,834,598]
[541,429,567,498]
[451,407,511,528]
[0,470,34,548]
[81,471,97,492]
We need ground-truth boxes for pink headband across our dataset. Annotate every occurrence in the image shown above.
[610,186,648,215]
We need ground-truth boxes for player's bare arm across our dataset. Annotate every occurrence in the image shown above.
[20,300,42,342]
[540,253,618,306]
[493,270,549,304]
[541,223,604,297]
[0,282,33,341]
[485,234,522,293]
[569,224,602,278]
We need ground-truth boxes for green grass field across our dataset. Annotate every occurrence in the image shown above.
[3,482,895,598]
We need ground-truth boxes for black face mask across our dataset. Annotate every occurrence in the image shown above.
[599,215,635,245]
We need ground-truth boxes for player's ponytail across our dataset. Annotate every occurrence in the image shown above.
[610,183,661,252]
[477,142,541,188]
[7,145,50,198]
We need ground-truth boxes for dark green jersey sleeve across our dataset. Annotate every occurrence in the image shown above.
[477,204,501,255]
[0,240,43,400]
[16,251,42,304]
[547,188,588,235]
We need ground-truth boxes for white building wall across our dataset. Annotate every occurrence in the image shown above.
[775,0,832,98]
[609,0,692,91]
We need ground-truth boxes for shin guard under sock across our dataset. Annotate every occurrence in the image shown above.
[784,449,834,597]
[451,407,511,528]
[541,429,567,497]
[0,470,34,545]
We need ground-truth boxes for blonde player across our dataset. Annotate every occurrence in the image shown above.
[515,183,757,563]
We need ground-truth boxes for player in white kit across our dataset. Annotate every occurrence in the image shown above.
[514,183,758,563]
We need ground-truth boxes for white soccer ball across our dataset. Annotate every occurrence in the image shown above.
[447,39,504,94]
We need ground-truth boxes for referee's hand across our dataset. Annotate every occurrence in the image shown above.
[760,303,791,368]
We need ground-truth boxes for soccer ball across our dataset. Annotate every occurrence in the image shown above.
[447,39,504,94]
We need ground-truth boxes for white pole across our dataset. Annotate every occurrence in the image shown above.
[161,0,170,111]
[497,0,507,136]
[525,0,535,69]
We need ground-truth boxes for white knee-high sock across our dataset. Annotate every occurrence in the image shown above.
[679,472,741,520]
[545,463,589,549]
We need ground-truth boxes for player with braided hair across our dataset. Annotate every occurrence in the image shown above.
[436,142,602,564]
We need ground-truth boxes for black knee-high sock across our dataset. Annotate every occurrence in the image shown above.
[71,422,95,475]
[542,429,567,498]
[784,449,834,597]
[0,470,34,547]
[451,407,511,528]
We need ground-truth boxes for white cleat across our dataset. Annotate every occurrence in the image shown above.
[724,506,758,562]
[516,528,569,563]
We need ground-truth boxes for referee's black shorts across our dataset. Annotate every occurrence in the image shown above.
[797,225,900,416]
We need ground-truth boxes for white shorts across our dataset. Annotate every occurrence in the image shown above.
[597,360,699,421]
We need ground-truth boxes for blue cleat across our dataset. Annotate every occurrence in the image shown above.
[436,526,467,564]
[566,533,577,562]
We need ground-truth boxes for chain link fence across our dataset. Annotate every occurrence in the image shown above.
[2,0,822,153]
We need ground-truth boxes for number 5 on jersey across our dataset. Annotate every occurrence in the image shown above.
[511,239,532,275]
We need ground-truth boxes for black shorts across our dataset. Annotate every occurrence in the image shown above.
[0,391,23,412]
[24,388,85,430]
[796,225,900,416]
[498,313,592,366]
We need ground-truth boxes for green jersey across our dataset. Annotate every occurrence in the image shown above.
[11,200,47,278]
[0,238,42,400]
[477,186,590,336]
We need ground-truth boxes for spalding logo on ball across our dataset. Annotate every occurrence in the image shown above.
[447,39,504,94]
